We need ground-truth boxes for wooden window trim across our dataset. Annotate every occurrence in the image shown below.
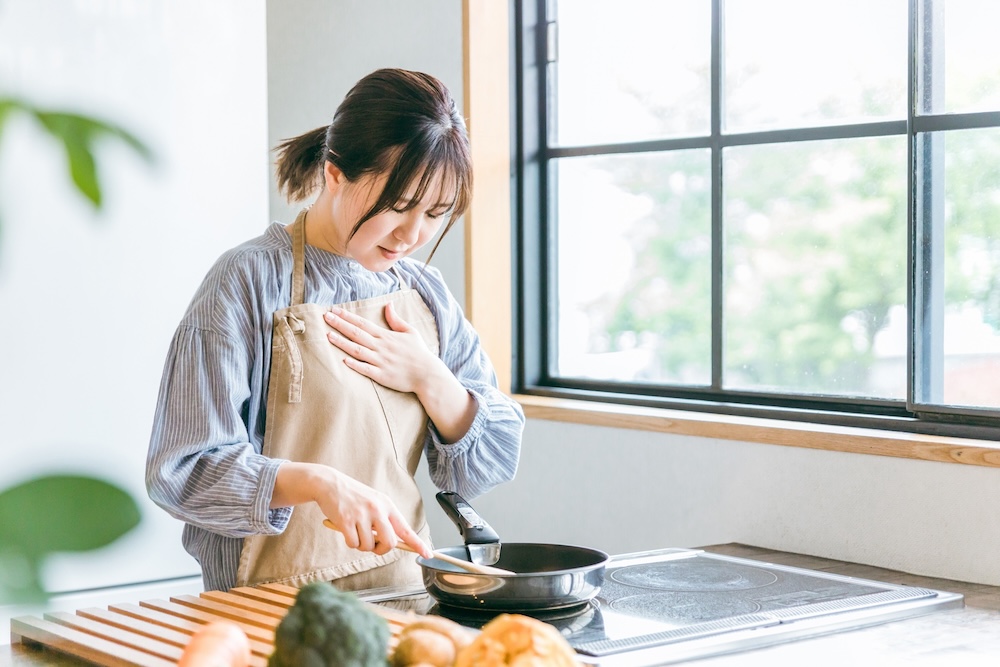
[515,394,1000,468]
[462,1,1000,470]
[462,0,512,392]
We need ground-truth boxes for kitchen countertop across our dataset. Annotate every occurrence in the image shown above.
[686,544,1000,666]
[5,543,999,666]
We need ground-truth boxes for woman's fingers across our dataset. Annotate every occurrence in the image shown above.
[328,515,429,559]
[370,516,398,556]
[323,304,415,349]
[358,530,377,553]
[340,523,360,550]
[323,517,390,554]
[390,512,433,559]
[323,305,435,394]
[321,478,424,557]
[383,302,412,333]
[327,331,373,364]
[324,308,379,349]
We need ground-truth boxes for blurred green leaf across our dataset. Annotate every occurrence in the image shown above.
[0,551,44,604]
[0,98,17,240]
[0,97,153,210]
[0,474,141,554]
[0,474,141,603]
[32,109,154,208]
[63,130,100,206]
[0,98,16,130]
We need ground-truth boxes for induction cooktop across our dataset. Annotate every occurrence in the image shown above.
[363,547,965,666]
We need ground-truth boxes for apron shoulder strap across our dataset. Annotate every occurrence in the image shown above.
[290,210,308,306]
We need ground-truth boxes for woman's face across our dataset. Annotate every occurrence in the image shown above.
[326,164,454,272]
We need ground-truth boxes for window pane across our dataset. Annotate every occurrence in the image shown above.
[724,137,908,397]
[552,0,710,146]
[725,0,907,132]
[555,152,711,384]
[918,0,1000,114]
[919,128,1000,408]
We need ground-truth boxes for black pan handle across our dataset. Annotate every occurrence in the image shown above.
[436,491,500,544]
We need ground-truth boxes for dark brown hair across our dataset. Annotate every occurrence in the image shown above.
[274,69,472,260]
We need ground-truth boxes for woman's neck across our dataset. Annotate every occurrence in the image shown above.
[302,197,348,257]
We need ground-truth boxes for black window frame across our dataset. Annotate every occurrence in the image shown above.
[511,0,1000,441]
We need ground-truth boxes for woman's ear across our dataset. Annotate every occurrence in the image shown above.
[323,161,345,193]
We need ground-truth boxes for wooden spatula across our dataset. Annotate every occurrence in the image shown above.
[321,518,514,575]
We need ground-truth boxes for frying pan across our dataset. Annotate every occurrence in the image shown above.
[417,492,609,611]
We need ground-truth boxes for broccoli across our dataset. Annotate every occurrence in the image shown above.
[268,581,390,667]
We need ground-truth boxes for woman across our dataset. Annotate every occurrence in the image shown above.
[146,68,524,593]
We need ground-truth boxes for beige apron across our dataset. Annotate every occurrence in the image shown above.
[235,210,439,590]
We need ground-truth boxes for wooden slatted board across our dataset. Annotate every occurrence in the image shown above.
[10,582,421,666]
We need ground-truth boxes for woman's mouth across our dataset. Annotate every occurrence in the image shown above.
[379,246,404,260]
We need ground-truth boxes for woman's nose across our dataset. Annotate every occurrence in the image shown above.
[395,213,421,245]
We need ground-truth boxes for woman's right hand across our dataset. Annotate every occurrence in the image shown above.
[271,461,433,559]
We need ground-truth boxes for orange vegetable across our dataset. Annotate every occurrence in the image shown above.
[178,620,252,667]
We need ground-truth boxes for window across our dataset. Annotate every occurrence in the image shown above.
[513,0,1000,438]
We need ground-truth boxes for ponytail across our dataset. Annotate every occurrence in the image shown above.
[274,126,328,202]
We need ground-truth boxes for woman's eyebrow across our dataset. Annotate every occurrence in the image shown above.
[397,196,455,211]
[430,199,456,211]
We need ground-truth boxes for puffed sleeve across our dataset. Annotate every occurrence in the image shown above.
[416,267,525,499]
[145,292,291,538]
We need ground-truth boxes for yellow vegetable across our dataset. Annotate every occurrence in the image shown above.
[454,614,579,667]
[392,628,456,667]
[390,615,475,667]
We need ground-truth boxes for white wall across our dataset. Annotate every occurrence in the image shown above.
[0,0,270,591]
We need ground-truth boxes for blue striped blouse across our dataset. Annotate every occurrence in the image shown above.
[145,222,524,591]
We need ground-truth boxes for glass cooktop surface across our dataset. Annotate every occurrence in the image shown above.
[367,547,964,667]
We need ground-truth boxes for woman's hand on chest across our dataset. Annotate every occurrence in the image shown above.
[323,302,477,443]
[323,302,437,394]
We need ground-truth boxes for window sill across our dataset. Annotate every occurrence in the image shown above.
[515,393,1000,469]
